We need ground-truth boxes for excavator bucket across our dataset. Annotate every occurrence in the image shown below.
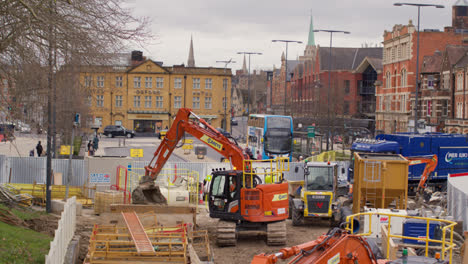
[132,177,167,204]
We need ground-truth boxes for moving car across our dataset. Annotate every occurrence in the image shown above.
[103,125,135,138]
[231,118,238,126]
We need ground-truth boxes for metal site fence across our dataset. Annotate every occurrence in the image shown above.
[0,155,349,188]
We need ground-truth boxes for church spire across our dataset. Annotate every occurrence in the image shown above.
[242,54,247,73]
[307,12,315,46]
[187,35,195,67]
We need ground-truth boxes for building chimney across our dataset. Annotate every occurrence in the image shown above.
[131,50,144,66]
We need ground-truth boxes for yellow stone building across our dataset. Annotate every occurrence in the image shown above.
[80,50,232,134]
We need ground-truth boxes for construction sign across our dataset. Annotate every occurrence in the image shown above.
[183,139,193,144]
[130,148,143,157]
[182,145,194,150]
[60,145,71,155]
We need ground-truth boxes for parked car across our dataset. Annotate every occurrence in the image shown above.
[231,118,238,126]
[216,127,231,138]
[20,124,31,133]
[103,125,135,138]
[157,129,168,139]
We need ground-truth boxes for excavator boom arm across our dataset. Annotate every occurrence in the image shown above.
[144,108,247,179]
[407,155,438,190]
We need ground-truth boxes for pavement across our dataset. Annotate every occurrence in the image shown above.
[0,133,47,157]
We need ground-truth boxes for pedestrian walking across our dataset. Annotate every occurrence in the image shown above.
[87,140,93,156]
[29,149,34,157]
[93,136,99,153]
[36,141,43,157]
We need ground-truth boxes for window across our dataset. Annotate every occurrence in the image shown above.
[457,102,463,118]
[427,100,432,116]
[223,79,228,90]
[391,47,396,61]
[97,76,104,88]
[427,75,434,89]
[401,43,407,58]
[115,120,122,126]
[205,78,212,89]
[205,97,212,109]
[401,94,406,112]
[386,71,391,88]
[457,74,463,91]
[144,96,152,108]
[401,69,407,87]
[397,45,401,59]
[223,97,227,109]
[87,96,92,107]
[94,117,102,126]
[386,47,391,62]
[174,77,182,89]
[115,95,123,107]
[156,77,164,88]
[344,80,350,94]
[386,96,391,111]
[85,76,92,87]
[115,76,123,88]
[134,77,141,88]
[96,95,104,107]
[379,96,383,111]
[344,101,349,114]
[442,100,448,116]
[174,96,182,108]
[193,78,200,89]
[443,73,450,90]
[145,77,152,88]
[133,96,141,108]
[155,96,163,108]
[193,96,200,109]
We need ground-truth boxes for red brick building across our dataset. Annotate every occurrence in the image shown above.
[446,52,468,133]
[290,47,382,120]
[377,1,468,133]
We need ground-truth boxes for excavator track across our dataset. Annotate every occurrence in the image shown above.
[266,221,287,246]
[216,220,237,247]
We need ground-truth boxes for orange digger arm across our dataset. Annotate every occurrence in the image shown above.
[144,108,247,180]
[251,230,378,264]
[407,155,438,191]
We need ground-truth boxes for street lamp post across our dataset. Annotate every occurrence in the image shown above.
[313,30,350,151]
[237,52,262,116]
[394,3,444,133]
[216,59,236,130]
[272,40,302,115]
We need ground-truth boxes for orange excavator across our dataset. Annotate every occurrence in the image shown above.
[406,155,438,194]
[251,228,382,264]
[132,108,289,246]
[251,227,448,264]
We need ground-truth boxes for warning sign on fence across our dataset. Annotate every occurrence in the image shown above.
[90,173,111,183]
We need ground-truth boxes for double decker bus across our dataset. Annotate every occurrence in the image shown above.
[247,114,294,161]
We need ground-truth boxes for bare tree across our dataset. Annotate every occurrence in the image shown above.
[0,0,153,211]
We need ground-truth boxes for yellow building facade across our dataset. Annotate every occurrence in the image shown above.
[81,59,232,134]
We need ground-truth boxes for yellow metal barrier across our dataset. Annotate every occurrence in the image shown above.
[345,212,457,263]
[242,157,289,189]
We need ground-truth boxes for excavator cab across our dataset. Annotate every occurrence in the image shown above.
[209,170,244,220]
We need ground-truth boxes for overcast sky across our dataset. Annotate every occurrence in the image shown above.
[128,0,456,71]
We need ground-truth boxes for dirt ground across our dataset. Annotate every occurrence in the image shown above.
[196,211,331,264]
[74,207,330,263]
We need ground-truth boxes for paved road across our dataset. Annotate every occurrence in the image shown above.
[99,137,188,162]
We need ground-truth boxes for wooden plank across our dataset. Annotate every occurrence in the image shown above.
[110,204,196,214]
[121,211,155,253]
[188,244,202,264]
[381,224,398,260]
[110,204,197,225]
